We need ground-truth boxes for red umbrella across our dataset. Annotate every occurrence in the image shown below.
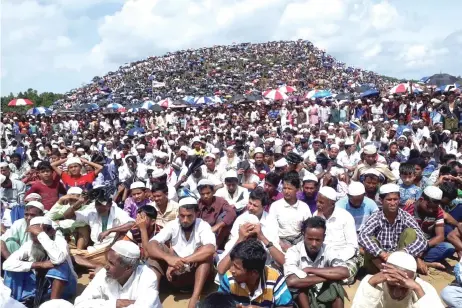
[262,89,288,101]
[8,98,34,106]
[278,86,297,93]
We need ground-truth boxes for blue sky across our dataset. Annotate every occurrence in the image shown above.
[1,0,461,95]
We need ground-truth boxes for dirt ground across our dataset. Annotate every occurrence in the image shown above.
[76,263,456,307]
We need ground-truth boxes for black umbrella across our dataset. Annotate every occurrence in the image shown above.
[229,94,246,103]
[245,94,262,102]
[151,104,163,112]
[335,93,353,100]
[354,84,374,93]
[425,74,459,87]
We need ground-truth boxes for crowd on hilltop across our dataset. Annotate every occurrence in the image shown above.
[57,40,391,109]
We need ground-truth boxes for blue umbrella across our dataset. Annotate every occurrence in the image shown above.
[128,127,145,136]
[182,96,195,104]
[106,103,123,109]
[436,83,460,92]
[141,100,156,109]
[128,107,140,113]
[26,107,52,115]
[360,89,380,98]
[313,90,332,98]
[194,96,215,105]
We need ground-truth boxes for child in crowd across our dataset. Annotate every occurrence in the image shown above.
[398,162,422,207]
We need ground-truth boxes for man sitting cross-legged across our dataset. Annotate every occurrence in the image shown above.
[3,216,77,305]
[147,197,216,308]
[74,240,162,308]
[284,216,350,308]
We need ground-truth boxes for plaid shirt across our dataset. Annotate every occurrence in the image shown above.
[358,209,427,257]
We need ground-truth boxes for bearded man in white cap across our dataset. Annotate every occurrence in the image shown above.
[352,145,397,183]
[3,216,77,304]
[75,240,162,308]
[315,186,362,284]
[1,201,45,260]
[359,184,428,274]
[352,251,444,308]
[215,170,250,213]
[148,197,216,308]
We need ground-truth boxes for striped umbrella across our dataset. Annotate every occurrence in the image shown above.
[194,96,215,105]
[128,108,140,113]
[8,98,34,106]
[389,83,422,94]
[278,86,297,93]
[26,107,51,115]
[106,103,124,109]
[305,89,332,99]
[141,100,156,109]
[262,89,288,101]
[158,98,173,108]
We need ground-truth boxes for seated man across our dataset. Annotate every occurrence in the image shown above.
[148,197,216,308]
[296,173,319,215]
[359,184,428,274]
[359,169,384,208]
[123,181,152,219]
[352,251,444,308]
[440,182,462,259]
[315,186,362,284]
[285,216,349,308]
[3,216,77,304]
[218,188,284,275]
[404,186,455,273]
[74,241,162,308]
[124,205,157,259]
[62,189,135,267]
[336,182,379,232]
[0,162,26,205]
[1,201,44,259]
[150,182,179,233]
[215,170,250,214]
[218,238,293,307]
[197,179,237,248]
[261,172,283,210]
[441,258,462,308]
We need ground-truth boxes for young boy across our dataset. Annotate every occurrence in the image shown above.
[26,161,66,210]
[407,157,428,188]
[398,162,422,207]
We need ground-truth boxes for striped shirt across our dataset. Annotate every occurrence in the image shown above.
[358,209,427,257]
[218,266,293,307]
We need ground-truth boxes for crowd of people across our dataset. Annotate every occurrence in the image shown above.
[1,40,462,308]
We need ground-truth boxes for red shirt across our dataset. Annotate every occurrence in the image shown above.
[61,171,96,191]
[26,178,66,210]
[404,203,444,239]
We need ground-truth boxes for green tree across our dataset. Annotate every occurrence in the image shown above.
[1,89,63,113]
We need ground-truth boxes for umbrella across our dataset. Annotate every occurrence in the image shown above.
[360,89,380,98]
[305,89,332,99]
[151,104,163,112]
[389,83,422,94]
[213,96,223,104]
[86,103,99,111]
[127,127,145,136]
[334,93,353,100]
[229,94,246,103]
[262,89,288,101]
[128,108,140,113]
[354,84,375,93]
[182,96,195,104]
[278,86,297,93]
[26,107,52,115]
[194,96,215,105]
[424,74,459,87]
[141,100,156,109]
[436,83,460,92]
[8,98,34,106]
[158,98,173,108]
[106,103,124,109]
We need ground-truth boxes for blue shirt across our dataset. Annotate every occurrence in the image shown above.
[399,183,422,206]
[336,196,379,231]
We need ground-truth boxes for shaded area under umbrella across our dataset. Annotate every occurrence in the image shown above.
[425,74,459,87]
[360,89,380,98]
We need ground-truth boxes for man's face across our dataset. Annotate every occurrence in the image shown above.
[398,138,406,147]
[225,180,238,194]
[105,250,130,280]
[178,207,196,229]
[329,148,339,159]
[254,153,264,165]
[301,141,308,149]
[68,163,82,176]
[420,196,440,217]
[199,186,214,203]
[348,194,365,207]
[151,190,167,205]
[131,188,145,203]
[95,201,111,216]
[12,157,21,166]
[247,198,264,217]
[38,169,52,181]
[414,165,423,178]
[204,157,215,170]
[316,194,334,215]
[0,166,10,178]
[382,193,400,213]
[24,206,43,226]
[230,258,249,284]
[363,176,379,193]
[303,227,325,256]
[364,153,377,165]
[138,149,146,157]
[302,181,317,198]
[312,142,321,151]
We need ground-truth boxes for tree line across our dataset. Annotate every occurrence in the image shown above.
[1,88,63,113]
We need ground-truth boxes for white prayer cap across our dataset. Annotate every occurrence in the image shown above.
[111,240,140,259]
[67,187,83,195]
[379,183,400,195]
[398,135,407,141]
[387,251,417,273]
[136,144,145,150]
[224,170,238,180]
[130,181,146,190]
[274,158,288,168]
[363,145,377,155]
[155,151,169,159]
[77,148,85,152]
[66,157,82,167]
[30,216,52,226]
[390,162,400,170]
[114,153,122,160]
[26,201,45,212]
[391,124,398,130]
[179,197,198,207]
[330,144,339,150]
[211,148,220,154]
[312,138,322,143]
[51,144,59,149]
[239,214,259,226]
[345,140,354,146]
[204,153,216,160]
[40,299,75,308]
[319,186,337,201]
[226,145,235,151]
[302,173,318,183]
[348,182,365,196]
[24,193,42,202]
[254,147,264,154]
[360,168,382,177]
[197,179,215,187]
[151,169,166,178]
[180,146,190,153]
[423,186,443,201]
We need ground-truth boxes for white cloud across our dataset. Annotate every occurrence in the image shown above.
[1,0,461,94]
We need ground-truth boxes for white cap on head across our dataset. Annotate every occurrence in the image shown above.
[379,183,400,195]
[24,193,42,201]
[204,153,216,160]
[30,216,52,226]
[360,168,382,177]
[179,197,198,207]
[348,182,366,196]
[197,179,215,187]
[330,144,339,150]
[302,173,318,183]
[363,145,377,155]
[130,181,146,190]
[224,170,238,180]
[319,186,337,201]
[66,157,82,167]
[274,158,288,168]
[423,186,443,201]
[387,251,417,273]
[254,147,264,154]
[67,187,83,195]
[0,162,9,168]
[26,201,45,212]
[344,140,354,146]
[180,146,190,153]
[111,240,140,259]
[136,144,145,150]
[39,299,75,308]
[151,169,166,178]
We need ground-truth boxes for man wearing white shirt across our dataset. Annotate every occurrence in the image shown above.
[148,197,216,308]
[337,140,361,175]
[3,216,77,303]
[215,170,249,213]
[315,186,361,284]
[203,153,225,188]
[217,189,285,275]
[75,241,162,308]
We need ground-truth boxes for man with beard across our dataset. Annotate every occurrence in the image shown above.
[215,170,249,214]
[352,145,397,183]
[135,143,154,166]
[3,216,77,304]
[296,173,319,214]
[148,197,216,308]
[253,147,270,181]
[352,251,443,308]
[75,240,162,308]
[1,201,44,259]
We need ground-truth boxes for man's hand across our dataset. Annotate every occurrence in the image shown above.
[116,299,135,308]
[238,223,255,241]
[253,223,265,241]
[136,212,148,231]
[97,230,110,242]
[166,255,185,270]
[27,224,44,236]
[404,199,415,207]
[416,257,428,275]
[166,266,176,282]
[211,223,224,234]
[379,251,390,262]
[382,264,424,296]
[237,168,245,175]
